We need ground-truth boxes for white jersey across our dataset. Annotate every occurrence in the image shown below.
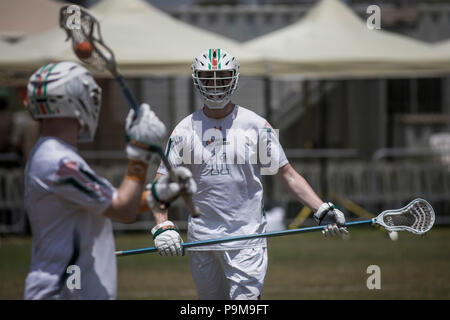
[24,137,117,300]
[158,105,288,250]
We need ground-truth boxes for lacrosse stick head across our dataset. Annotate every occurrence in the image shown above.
[373,199,435,235]
[59,5,117,75]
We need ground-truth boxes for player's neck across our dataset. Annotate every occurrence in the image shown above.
[202,102,235,119]
[40,118,79,147]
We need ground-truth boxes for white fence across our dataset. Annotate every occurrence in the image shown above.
[0,167,27,234]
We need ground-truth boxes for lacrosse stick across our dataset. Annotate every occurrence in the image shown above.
[59,5,199,217]
[116,198,435,256]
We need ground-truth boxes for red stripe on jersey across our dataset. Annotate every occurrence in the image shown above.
[56,160,112,200]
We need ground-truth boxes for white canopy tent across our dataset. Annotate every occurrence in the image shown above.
[244,0,450,78]
[0,40,15,64]
[0,0,264,78]
[434,39,450,51]
[0,40,27,85]
[0,0,65,41]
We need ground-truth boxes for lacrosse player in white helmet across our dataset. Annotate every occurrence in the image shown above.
[153,49,348,300]
[23,61,195,300]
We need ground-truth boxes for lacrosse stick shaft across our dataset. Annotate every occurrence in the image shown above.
[115,220,373,256]
[114,75,199,217]
[156,148,200,217]
[112,78,200,216]
[112,78,179,184]
[115,75,139,112]
[116,76,199,217]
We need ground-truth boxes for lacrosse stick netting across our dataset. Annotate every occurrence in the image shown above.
[59,5,117,76]
[372,198,435,235]
[59,5,138,109]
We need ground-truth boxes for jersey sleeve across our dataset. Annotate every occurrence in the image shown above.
[49,157,116,214]
[258,121,289,175]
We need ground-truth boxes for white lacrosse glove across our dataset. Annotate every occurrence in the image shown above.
[151,220,184,256]
[171,166,197,196]
[313,202,349,238]
[125,103,167,163]
[145,167,197,209]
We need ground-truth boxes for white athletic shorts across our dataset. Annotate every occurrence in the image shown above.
[188,247,268,300]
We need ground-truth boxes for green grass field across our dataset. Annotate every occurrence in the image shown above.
[1,226,450,299]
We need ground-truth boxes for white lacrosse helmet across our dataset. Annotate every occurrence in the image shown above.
[27,61,102,143]
[192,49,239,109]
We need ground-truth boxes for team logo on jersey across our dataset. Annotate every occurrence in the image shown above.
[171,135,183,146]
[162,120,283,175]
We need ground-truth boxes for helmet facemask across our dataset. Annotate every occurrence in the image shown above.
[192,49,239,109]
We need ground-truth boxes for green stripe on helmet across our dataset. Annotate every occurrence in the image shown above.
[214,49,221,69]
[32,63,53,116]
[208,49,212,69]
[42,63,57,96]
[32,63,51,98]
[43,63,58,114]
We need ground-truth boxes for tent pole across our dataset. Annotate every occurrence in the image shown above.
[319,80,328,200]
[168,77,175,130]
[188,76,196,114]
[264,75,272,123]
